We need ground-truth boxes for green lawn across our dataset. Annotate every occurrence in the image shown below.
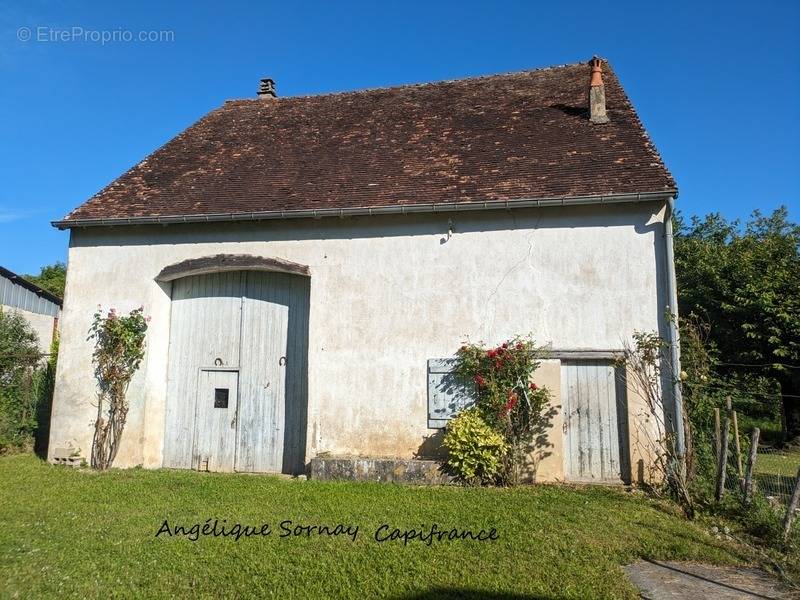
[0,455,751,599]
[755,448,800,504]
[757,448,800,478]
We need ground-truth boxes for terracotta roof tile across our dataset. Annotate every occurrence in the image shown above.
[59,60,676,225]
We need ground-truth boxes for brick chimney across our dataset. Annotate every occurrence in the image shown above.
[258,78,276,99]
[589,57,609,124]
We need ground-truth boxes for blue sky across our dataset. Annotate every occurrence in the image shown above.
[1,0,798,275]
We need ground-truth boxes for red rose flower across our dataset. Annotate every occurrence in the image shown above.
[503,391,519,415]
[529,382,538,391]
[473,374,486,387]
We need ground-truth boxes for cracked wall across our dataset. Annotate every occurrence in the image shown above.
[48,202,668,477]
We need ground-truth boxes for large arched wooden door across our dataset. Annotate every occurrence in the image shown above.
[162,270,309,474]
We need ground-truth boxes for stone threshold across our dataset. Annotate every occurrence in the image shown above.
[309,456,453,485]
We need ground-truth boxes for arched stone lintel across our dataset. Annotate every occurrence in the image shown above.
[155,254,310,282]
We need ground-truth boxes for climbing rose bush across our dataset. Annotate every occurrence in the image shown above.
[89,306,148,470]
[449,336,551,485]
[442,408,507,485]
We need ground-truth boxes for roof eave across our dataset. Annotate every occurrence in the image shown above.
[52,190,678,230]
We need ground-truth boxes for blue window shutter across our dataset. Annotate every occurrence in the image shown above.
[427,358,475,428]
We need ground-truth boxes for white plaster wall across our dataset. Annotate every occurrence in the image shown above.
[48,202,669,469]
[1,305,57,353]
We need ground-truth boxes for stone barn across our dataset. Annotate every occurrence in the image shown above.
[48,58,682,484]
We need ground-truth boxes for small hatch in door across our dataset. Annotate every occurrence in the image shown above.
[214,388,229,408]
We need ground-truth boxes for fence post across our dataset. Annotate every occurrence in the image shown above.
[732,409,743,480]
[743,427,759,506]
[714,408,721,460]
[782,466,800,543]
[715,399,731,502]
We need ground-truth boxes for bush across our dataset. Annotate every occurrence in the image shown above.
[443,408,508,485]
[0,308,45,453]
[453,336,551,485]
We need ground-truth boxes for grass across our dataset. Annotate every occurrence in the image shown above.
[737,415,785,446]
[754,447,800,507]
[0,455,756,599]
[757,448,800,478]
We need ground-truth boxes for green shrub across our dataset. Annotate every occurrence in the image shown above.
[0,309,45,453]
[454,336,551,485]
[443,408,507,485]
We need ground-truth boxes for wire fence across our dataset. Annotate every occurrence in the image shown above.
[717,442,800,507]
[754,446,800,509]
[709,401,800,541]
[714,429,799,509]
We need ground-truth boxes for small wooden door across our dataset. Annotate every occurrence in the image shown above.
[193,369,239,472]
[561,360,629,483]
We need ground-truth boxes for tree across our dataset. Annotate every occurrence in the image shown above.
[674,207,800,445]
[24,262,66,299]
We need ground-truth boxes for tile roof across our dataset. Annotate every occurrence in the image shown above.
[57,59,676,227]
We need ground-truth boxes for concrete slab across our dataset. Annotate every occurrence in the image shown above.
[624,560,796,599]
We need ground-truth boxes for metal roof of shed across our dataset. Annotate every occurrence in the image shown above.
[0,266,62,317]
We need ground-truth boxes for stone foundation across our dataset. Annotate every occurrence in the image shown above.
[309,457,454,485]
